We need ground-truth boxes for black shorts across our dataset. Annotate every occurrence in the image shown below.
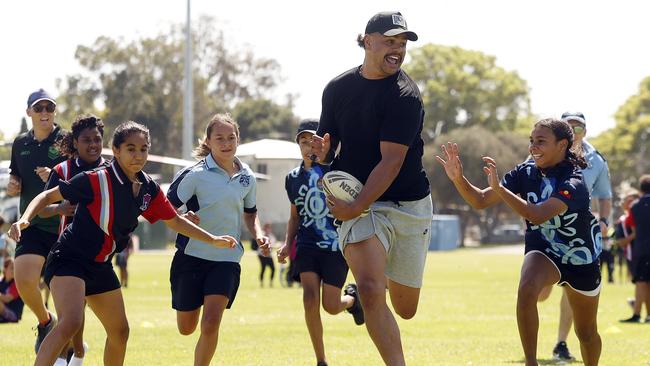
[15,226,58,259]
[170,251,241,311]
[294,246,348,289]
[43,252,121,296]
[632,255,650,283]
[525,249,601,295]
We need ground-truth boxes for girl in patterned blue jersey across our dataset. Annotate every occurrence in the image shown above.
[436,118,601,366]
[9,121,237,366]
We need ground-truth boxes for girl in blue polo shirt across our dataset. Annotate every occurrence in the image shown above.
[9,121,237,366]
[436,118,602,366]
[166,113,270,366]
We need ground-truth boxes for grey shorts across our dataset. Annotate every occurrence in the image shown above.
[337,195,433,288]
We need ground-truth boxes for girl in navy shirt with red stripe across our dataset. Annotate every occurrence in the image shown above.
[437,118,602,366]
[9,121,237,366]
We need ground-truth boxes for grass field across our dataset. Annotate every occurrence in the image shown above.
[3,246,649,366]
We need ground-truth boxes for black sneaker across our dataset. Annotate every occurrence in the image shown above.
[344,283,364,326]
[35,311,57,353]
[619,314,641,323]
[552,341,575,361]
[316,362,328,366]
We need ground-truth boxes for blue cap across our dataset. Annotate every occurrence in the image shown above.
[27,89,56,108]
[561,111,586,125]
[295,119,319,142]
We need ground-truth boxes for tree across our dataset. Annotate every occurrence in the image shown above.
[424,126,529,245]
[231,98,299,142]
[404,44,533,141]
[590,76,650,189]
[55,16,294,174]
[20,117,28,134]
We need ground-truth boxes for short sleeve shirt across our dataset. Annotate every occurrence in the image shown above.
[285,162,339,252]
[501,161,601,265]
[9,126,66,233]
[166,154,256,262]
[0,278,23,319]
[317,67,430,202]
[56,160,176,262]
[44,157,109,234]
[580,140,612,199]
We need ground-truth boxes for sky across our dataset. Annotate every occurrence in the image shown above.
[1,0,649,142]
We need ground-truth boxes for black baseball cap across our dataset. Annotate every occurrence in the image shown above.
[295,119,319,142]
[365,11,418,41]
[27,88,56,108]
[561,111,586,125]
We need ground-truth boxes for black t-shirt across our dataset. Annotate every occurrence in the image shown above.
[9,126,66,233]
[44,157,110,234]
[627,195,650,258]
[55,160,176,262]
[501,160,601,265]
[317,66,430,202]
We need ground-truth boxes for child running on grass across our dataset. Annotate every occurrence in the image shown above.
[436,118,602,366]
[9,121,236,366]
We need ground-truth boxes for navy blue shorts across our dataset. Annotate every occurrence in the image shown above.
[525,248,601,295]
[170,251,240,311]
[15,226,58,259]
[43,251,121,296]
[294,246,349,289]
[632,255,650,283]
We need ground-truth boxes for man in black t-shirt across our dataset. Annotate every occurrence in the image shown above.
[312,11,432,366]
[8,89,65,352]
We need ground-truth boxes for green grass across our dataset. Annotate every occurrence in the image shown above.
[4,247,649,365]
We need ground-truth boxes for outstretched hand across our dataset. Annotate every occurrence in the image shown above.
[8,219,30,242]
[482,157,501,190]
[435,142,464,182]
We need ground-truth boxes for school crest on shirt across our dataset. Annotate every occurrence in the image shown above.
[140,193,152,211]
[239,174,250,187]
[48,146,60,160]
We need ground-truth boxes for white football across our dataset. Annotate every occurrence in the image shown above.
[321,170,363,203]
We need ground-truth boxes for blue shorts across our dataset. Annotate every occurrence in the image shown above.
[170,251,240,311]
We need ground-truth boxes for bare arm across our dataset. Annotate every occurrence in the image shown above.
[277,204,299,263]
[163,214,236,249]
[244,211,270,255]
[38,201,77,218]
[6,175,21,197]
[8,187,63,241]
[436,142,501,209]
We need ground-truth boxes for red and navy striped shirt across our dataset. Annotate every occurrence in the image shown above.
[44,157,109,235]
[55,160,176,262]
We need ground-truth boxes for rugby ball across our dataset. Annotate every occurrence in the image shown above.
[322,170,363,203]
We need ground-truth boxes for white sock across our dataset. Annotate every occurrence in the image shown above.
[53,358,68,366]
[67,355,84,366]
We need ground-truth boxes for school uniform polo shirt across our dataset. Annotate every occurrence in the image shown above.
[9,126,66,233]
[45,157,109,234]
[501,160,601,265]
[167,154,257,262]
[285,162,339,252]
[580,140,612,199]
[56,160,176,262]
[625,194,650,259]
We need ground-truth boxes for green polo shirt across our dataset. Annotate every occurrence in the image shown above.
[9,125,66,233]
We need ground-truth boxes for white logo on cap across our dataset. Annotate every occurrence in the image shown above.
[392,14,406,27]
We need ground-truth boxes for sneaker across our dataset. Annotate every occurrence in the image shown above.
[316,362,328,366]
[552,341,575,361]
[344,283,365,326]
[35,311,57,353]
[619,314,641,323]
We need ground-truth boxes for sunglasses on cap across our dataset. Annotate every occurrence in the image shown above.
[32,103,56,113]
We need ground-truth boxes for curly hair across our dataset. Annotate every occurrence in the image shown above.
[193,113,240,159]
[111,121,150,149]
[55,114,105,159]
[533,118,587,169]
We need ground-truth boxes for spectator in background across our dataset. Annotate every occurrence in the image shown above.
[620,175,650,323]
[115,235,135,288]
[0,216,7,270]
[615,191,639,283]
[0,258,24,323]
[257,223,276,287]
